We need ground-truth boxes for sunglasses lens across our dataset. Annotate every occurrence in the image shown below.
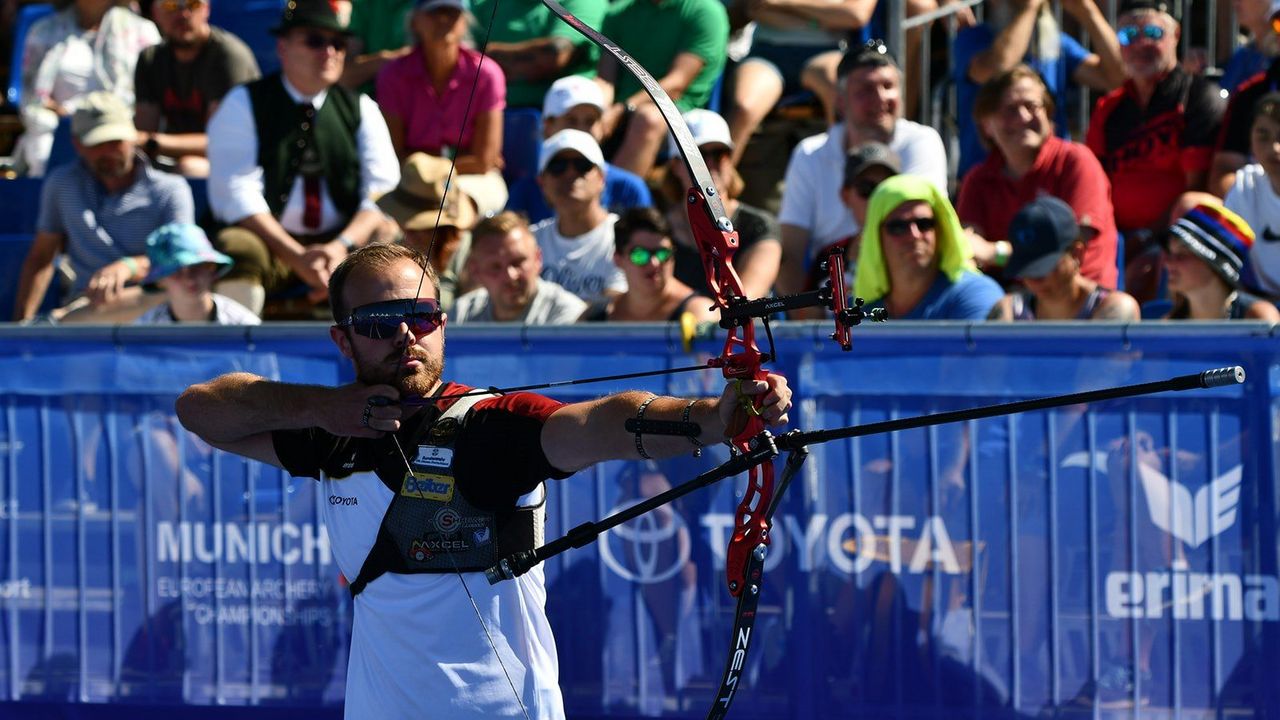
[1118,27,1135,45]
[1145,24,1164,39]
[655,247,672,263]
[346,299,440,338]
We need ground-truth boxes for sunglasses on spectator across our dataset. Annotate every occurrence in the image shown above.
[337,298,443,339]
[882,217,937,236]
[158,0,205,11]
[301,32,348,52]
[627,246,674,266]
[1117,23,1165,46]
[545,155,595,176]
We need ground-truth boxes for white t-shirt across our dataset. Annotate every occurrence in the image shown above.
[320,470,564,720]
[532,213,627,304]
[1224,163,1280,294]
[133,293,261,325]
[778,119,948,261]
[452,279,587,324]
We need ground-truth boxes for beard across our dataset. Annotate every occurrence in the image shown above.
[354,341,445,399]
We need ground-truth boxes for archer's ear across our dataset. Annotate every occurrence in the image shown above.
[330,325,355,360]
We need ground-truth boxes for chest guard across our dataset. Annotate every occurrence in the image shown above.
[348,393,544,596]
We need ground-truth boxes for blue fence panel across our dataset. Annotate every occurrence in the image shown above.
[0,322,1276,719]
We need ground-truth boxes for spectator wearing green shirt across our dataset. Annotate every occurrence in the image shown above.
[596,0,729,179]
[470,0,606,109]
[339,0,415,93]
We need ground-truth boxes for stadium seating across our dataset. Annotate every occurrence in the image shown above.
[5,3,54,108]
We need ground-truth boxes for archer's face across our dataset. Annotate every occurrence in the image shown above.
[329,258,446,398]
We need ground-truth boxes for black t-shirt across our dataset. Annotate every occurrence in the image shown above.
[272,383,571,511]
[134,26,261,133]
[674,202,781,297]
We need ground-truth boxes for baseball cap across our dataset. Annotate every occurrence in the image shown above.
[667,108,733,157]
[537,129,605,174]
[72,91,136,147]
[543,75,605,118]
[836,39,898,79]
[143,223,234,283]
[1004,196,1080,279]
[377,153,477,231]
[843,142,901,187]
[1165,202,1255,287]
[1120,0,1178,19]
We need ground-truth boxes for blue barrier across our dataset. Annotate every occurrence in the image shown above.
[0,322,1276,718]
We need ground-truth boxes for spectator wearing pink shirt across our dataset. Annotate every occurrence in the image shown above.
[376,0,507,215]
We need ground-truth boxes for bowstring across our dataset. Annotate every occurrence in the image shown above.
[393,3,533,718]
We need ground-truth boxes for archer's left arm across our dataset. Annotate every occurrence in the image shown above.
[541,375,792,473]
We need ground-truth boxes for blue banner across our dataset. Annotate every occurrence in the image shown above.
[0,323,1275,718]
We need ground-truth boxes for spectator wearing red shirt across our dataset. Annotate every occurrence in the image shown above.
[1084,0,1223,301]
[957,65,1118,288]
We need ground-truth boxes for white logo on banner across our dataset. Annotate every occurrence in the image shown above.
[1138,465,1242,548]
[600,502,690,584]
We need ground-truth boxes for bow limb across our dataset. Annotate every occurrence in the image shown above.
[537,0,776,600]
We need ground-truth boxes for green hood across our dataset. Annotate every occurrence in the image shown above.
[854,175,976,303]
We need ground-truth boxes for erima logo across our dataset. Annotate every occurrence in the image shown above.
[1262,226,1280,243]
[400,472,455,501]
[1138,464,1242,548]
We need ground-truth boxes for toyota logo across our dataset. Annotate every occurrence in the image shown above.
[599,501,690,584]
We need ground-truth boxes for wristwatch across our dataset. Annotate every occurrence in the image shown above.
[143,136,159,157]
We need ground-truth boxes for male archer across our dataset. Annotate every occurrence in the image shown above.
[176,243,791,719]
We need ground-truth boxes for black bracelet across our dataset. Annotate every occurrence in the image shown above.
[682,400,706,457]
[634,394,659,460]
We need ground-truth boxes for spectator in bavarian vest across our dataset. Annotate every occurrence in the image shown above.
[987,196,1140,321]
[1161,201,1280,320]
[1225,92,1280,296]
[12,91,194,323]
[376,0,508,217]
[206,0,400,317]
[956,65,1119,289]
[134,0,262,178]
[1084,0,1223,303]
[505,75,652,225]
[855,175,1003,320]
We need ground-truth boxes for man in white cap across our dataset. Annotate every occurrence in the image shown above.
[13,90,194,322]
[531,128,627,304]
[505,75,651,224]
[662,108,781,301]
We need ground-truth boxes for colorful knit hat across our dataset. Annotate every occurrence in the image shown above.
[1166,202,1255,287]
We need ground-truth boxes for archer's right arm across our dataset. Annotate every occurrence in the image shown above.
[176,372,400,467]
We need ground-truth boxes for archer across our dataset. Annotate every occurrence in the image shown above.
[175,243,791,719]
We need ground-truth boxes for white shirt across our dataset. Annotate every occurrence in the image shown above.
[532,214,627,304]
[133,293,261,325]
[778,119,948,259]
[453,280,587,324]
[206,76,399,234]
[319,470,564,720]
[1224,163,1280,295]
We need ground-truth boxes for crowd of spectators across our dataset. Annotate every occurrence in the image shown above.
[6,0,1280,328]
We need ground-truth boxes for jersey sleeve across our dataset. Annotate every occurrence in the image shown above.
[273,427,367,479]
[453,393,572,509]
